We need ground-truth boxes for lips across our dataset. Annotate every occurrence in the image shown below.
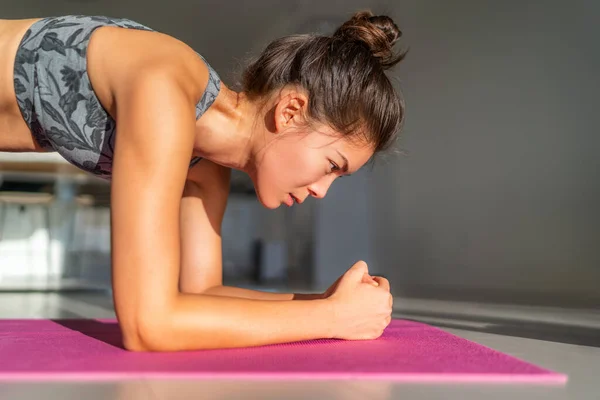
[285,193,302,206]
[292,194,304,204]
[285,193,294,206]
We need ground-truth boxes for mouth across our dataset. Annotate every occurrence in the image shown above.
[291,193,303,204]
[285,193,300,206]
[284,193,293,207]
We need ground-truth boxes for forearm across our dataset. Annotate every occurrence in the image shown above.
[203,284,324,301]
[141,293,334,351]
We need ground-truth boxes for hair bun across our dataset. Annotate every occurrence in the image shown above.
[333,10,406,69]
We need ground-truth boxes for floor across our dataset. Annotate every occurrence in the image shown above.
[0,291,598,400]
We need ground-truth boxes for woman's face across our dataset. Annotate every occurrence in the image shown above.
[248,90,374,209]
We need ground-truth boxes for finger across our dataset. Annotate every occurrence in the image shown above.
[362,273,379,286]
[349,260,369,278]
[372,276,390,291]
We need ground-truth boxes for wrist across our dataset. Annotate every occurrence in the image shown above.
[316,297,337,339]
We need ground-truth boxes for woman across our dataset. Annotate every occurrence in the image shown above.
[0,11,406,351]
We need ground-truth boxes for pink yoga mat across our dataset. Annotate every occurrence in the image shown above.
[0,319,566,382]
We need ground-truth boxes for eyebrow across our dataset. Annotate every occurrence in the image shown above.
[336,150,350,174]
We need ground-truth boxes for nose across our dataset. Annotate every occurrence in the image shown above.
[307,176,335,199]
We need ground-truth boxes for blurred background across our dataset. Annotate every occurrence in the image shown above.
[1,0,599,312]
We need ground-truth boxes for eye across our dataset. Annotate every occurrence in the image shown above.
[329,161,340,173]
[329,161,345,178]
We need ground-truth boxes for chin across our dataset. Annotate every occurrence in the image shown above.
[264,202,281,210]
[259,198,281,210]
[254,185,281,210]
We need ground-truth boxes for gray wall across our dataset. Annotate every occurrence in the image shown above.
[366,0,599,307]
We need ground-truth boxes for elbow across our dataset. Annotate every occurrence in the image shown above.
[121,312,172,352]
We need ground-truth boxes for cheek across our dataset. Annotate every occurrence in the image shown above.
[255,139,326,202]
[280,151,324,187]
[264,143,316,183]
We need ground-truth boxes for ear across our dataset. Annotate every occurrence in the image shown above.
[273,89,308,134]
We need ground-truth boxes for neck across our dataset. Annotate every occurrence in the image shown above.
[192,84,260,174]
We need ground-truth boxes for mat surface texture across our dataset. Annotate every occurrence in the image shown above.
[0,319,566,382]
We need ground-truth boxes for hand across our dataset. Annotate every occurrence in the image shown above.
[324,260,393,340]
[322,264,381,300]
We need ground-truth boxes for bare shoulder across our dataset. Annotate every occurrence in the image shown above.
[87,25,209,114]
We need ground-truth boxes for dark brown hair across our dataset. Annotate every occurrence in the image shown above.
[241,10,407,153]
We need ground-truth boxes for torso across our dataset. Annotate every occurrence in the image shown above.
[0,18,43,152]
[0,16,222,181]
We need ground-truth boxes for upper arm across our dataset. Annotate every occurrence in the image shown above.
[109,69,200,348]
[179,161,231,293]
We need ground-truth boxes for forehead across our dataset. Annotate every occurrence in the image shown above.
[341,141,374,173]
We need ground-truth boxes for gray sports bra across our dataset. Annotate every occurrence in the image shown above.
[13,15,220,180]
